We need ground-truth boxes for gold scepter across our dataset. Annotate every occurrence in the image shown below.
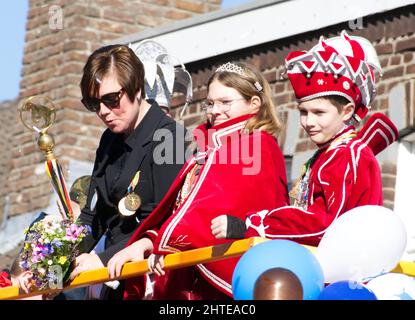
[19,95,74,220]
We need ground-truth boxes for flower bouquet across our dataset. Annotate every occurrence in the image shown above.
[19,214,90,291]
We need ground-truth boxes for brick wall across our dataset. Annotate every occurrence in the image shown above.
[0,0,221,269]
[3,0,221,220]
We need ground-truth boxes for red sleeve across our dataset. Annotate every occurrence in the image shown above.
[0,271,12,288]
[246,144,382,246]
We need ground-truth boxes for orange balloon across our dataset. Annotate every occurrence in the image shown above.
[253,267,303,300]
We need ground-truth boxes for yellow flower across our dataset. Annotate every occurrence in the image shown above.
[58,256,67,265]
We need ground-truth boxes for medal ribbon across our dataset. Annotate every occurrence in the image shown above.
[174,164,200,212]
[292,129,356,209]
[326,131,356,152]
[127,171,141,193]
[45,158,73,220]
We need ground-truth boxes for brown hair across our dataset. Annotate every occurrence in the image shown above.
[80,45,145,102]
[207,62,282,136]
[325,95,352,113]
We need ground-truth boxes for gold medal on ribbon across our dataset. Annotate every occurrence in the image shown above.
[125,193,141,211]
[118,171,141,217]
[118,197,135,216]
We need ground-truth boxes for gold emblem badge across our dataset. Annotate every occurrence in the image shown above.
[125,193,141,211]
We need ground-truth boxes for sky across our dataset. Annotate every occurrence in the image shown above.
[222,0,252,9]
[0,0,251,103]
[0,1,28,102]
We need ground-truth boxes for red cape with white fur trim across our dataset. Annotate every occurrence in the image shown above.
[123,114,289,299]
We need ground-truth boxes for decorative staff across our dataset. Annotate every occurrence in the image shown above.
[19,95,74,221]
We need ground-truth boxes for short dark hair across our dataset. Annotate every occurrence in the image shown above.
[80,45,145,103]
[325,95,352,113]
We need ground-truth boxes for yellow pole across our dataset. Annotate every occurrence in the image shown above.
[0,237,261,300]
[1,237,415,300]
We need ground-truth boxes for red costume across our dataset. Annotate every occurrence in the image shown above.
[124,113,289,299]
[246,31,397,247]
[0,271,12,288]
[246,125,383,246]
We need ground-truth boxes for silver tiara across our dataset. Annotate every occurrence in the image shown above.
[216,62,263,92]
[216,62,246,76]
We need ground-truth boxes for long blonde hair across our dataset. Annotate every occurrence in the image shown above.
[208,62,282,136]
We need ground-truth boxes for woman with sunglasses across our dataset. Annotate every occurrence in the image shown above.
[69,44,186,299]
[109,62,289,300]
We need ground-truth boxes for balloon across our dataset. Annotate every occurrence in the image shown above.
[253,267,303,300]
[232,240,324,300]
[366,273,415,300]
[317,205,407,283]
[318,281,377,300]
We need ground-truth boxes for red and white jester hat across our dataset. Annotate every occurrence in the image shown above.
[285,30,382,122]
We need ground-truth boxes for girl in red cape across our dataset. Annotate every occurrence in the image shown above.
[107,62,290,299]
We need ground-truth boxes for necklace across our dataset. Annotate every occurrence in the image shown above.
[290,129,357,210]
[290,150,321,210]
[174,164,200,211]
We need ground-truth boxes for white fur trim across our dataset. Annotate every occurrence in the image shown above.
[196,264,233,295]
[263,163,350,239]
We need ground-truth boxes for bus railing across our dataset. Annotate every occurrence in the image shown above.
[0,237,414,300]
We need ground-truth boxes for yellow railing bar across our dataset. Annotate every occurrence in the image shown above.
[0,285,19,299]
[1,237,414,300]
[391,260,415,276]
[0,237,264,300]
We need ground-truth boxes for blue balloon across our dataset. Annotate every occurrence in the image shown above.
[319,281,378,300]
[232,240,324,300]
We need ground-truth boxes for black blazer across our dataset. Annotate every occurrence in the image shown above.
[79,102,186,264]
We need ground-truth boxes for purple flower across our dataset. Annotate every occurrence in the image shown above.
[43,244,54,255]
[66,224,82,242]
[51,239,63,247]
[20,260,28,270]
[34,244,44,253]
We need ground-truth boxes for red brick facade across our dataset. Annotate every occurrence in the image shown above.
[0,0,221,269]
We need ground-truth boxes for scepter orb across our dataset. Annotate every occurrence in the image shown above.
[19,96,57,161]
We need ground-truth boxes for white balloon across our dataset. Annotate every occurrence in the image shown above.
[366,273,415,300]
[316,205,407,283]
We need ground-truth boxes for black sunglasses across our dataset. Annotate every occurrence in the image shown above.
[81,88,125,112]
